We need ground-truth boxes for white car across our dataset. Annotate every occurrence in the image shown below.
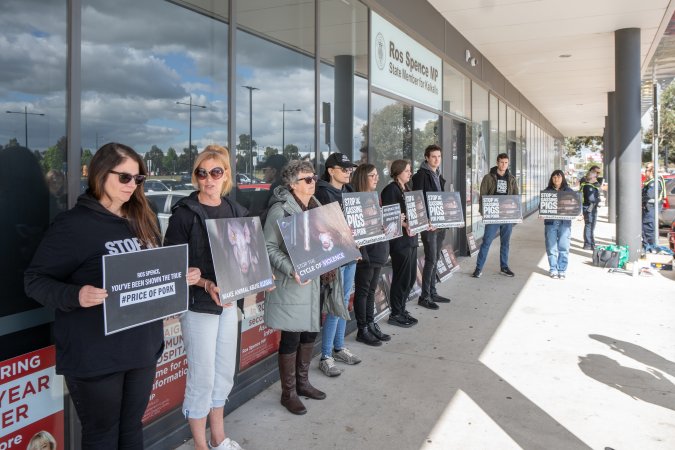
[146,190,192,237]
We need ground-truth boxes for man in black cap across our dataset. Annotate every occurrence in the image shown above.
[260,153,288,192]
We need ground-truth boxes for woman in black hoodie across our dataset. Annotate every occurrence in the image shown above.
[25,143,200,450]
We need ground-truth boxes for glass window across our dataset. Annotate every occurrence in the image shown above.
[499,99,506,154]
[0,0,67,328]
[412,108,440,172]
[489,94,499,166]
[471,83,488,238]
[235,2,315,215]
[319,0,368,168]
[443,63,471,120]
[370,93,412,190]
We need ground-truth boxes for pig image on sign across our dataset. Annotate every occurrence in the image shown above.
[228,220,259,274]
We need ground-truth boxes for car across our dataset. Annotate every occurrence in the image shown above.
[236,173,253,184]
[143,179,170,192]
[145,190,192,237]
[670,218,675,251]
[659,178,675,227]
[156,179,181,190]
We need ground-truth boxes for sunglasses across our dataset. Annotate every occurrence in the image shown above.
[194,167,225,180]
[296,175,318,184]
[109,170,146,185]
[333,166,353,174]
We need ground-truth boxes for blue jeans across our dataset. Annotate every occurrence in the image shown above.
[321,261,356,358]
[475,223,513,271]
[583,205,597,248]
[544,220,571,274]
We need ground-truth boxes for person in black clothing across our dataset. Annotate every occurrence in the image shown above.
[580,167,601,250]
[24,143,201,450]
[164,145,246,450]
[351,163,391,346]
[381,159,419,328]
[412,144,451,310]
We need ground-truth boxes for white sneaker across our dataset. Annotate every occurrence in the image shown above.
[319,356,342,377]
[210,438,244,450]
[333,347,361,365]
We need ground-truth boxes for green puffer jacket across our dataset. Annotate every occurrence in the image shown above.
[263,186,349,332]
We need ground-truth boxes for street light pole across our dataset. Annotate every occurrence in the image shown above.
[176,96,206,171]
[242,86,259,175]
[279,103,301,158]
[6,106,45,149]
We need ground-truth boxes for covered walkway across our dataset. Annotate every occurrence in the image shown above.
[178,208,675,450]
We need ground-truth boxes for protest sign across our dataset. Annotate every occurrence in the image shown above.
[436,245,460,282]
[240,292,281,371]
[206,217,274,302]
[277,202,361,282]
[467,232,479,256]
[404,190,429,234]
[481,195,523,224]
[103,245,188,335]
[426,191,465,228]
[538,190,582,220]
[342,192,386,246]
[382,203,402,240]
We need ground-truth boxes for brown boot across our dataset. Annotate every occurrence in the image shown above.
[278,352,307,415]
[296,343,326,400]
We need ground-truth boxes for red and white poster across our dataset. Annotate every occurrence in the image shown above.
[142,317,187,424]
[0,346,64,450]
[240,292,280,371]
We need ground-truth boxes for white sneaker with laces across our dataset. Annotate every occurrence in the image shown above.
[209,437,244,450]
[319,356,342,377]
[333,347,361,365]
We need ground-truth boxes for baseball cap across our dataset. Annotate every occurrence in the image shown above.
[325,152,357,169]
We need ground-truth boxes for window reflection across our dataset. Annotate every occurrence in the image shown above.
[412,108,439,172]
[471,83,488,239]
[370,94,412,190]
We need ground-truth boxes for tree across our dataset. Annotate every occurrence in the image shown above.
[144,145,165,174]
[41,136,67,173]
[362,103,413,165]
[644,79,675,167]
[81,149,93,169]
[236,134,257,174]
[564,136,603,158]
[177,146,198,173]
[5,138,20,149]
[163,147,178,174]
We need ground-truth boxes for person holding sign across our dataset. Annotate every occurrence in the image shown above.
[543,170,574,279]
[315,152,362,374]
[580,167,601,250]
[472,153,519,278]
[25,143,200,450]
[381,160,419,327]
[351,164,391,346]
[164,146,246,450]
[412,144,451,310]
[264,160,348,415]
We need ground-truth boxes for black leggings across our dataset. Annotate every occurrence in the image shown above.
[65,365,156,450]
[353,263,382,327]
[389,246,418,316]
[278,331,318,355]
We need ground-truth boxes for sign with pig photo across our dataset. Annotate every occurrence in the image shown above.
[206,217,274,302]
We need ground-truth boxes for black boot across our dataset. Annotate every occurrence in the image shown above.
[367,322,391,341]
[296,343,326,400]
[278,352,307,415]
[356,326,382,346]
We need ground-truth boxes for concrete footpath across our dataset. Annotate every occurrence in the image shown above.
[176,207,675,450]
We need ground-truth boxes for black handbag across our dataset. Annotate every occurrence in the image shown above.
[592,248,619,268]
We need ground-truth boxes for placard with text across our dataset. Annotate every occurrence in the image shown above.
[538,191,582,220]
[404,190,429,234]
[436,245,460,282]
[426,191,465,228]
[342,192,386,246]
[467,232,479,256]
[239,292,281,371]
[382,203,402,240]
[103,244,188,335]
[481,195,523,224]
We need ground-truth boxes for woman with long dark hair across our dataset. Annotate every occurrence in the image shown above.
[351,163,390,345]
[381,159,419,328]
[544,170,574,279]
[25,143,200,450]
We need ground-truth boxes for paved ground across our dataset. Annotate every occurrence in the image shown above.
[176,207,675,450]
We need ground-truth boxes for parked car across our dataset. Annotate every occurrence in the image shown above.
[146,190,192,237]
[157,179,181,190]
[669,218,675,251]
[658,178,675,227]
[143,179,170,193]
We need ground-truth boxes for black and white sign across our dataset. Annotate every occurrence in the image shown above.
[103,245,188,335]
[482,195,523,224]
[467,232,478,256]
[426,191,465,228]
[436,245,460,282]
[206,217,274,302]
[538,191,582,220]
[404,190,429,234]
[342,192,386,246]
[277,202,361,282]
[382,204,403,240]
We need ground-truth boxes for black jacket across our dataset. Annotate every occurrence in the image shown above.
[24,193,163,377]
[381,182,418,252]
[412,164,446,218]
[314,180,353,207]
[359,239,389,267]
[164,191,247,315]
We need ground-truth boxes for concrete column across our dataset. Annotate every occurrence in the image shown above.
[334,55,354,158]
[614,28,642,261]
[607,92,616,224]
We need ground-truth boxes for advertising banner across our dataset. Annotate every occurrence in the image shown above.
[103,245,188,335]
[240,292,281,371]
[404,190,429,235]
[370,11,442,111]
[206,217,274,302]
[538,191,582,220]
[426,191,465,228]
[481,195,523,224]
[382,204,402,240]
[436,245,460,283]
[142,317,187,424]
[342,192,386,246]
[467,232,479,256]
[0,346,64,450]
[277,202,361,283]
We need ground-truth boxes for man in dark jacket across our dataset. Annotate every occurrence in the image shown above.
[412,144,451,309]
[472,152,519,278]
[641,163,665,253]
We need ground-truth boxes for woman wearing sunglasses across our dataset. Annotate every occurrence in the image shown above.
[264,160,347,415]
[164,145,246,450]
[25,143,201,449]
